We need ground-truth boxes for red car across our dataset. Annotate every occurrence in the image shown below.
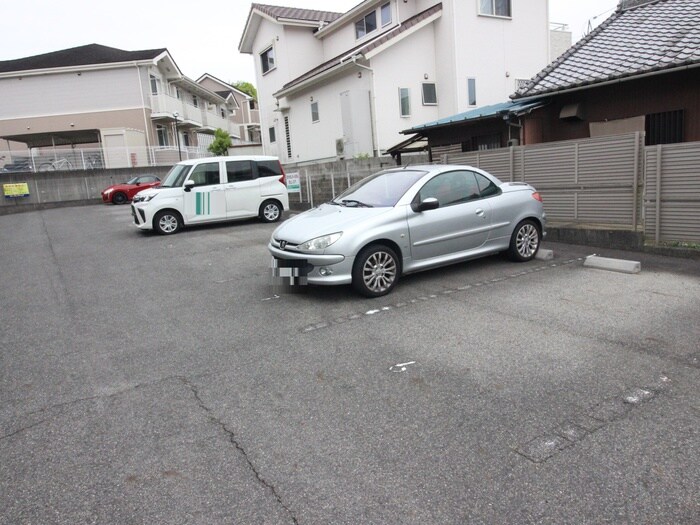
[101,175,161,204]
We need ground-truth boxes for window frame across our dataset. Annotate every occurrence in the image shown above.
[269,126,276,143]
[421,83,438,105]
[399,87,411,118]
[260,45,276,75]
[355,10,378,39]
[478,0,512,18]
[311,101,320,123]
[467,78,477,106]
[381,2,392,26]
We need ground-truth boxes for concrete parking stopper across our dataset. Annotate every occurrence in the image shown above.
[583,255,641,274]
[536,249,554,261]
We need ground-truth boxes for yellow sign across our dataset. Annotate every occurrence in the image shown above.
[3,183,30,198]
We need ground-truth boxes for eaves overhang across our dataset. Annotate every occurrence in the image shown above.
[274,57,362,99]
[401,98,549,135]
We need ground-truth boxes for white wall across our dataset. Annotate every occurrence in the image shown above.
[451,0,549,112]
[0,67,145,119]
[370,22,439,153]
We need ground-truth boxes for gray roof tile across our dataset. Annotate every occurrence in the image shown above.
[514,0,700,98]
[251,3,343,24]
[0,44,167,74]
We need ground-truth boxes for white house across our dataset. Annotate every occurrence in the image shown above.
[239,0,551,164]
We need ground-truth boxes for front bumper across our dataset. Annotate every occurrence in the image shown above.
[131,204,152,230]
[268,243,353,285]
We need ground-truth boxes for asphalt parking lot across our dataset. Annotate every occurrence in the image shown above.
[1,204,699,525]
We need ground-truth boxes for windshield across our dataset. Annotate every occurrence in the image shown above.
[160,164,192,188]
[333,169,427,207]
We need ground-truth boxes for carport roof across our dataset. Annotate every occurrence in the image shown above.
[401,99,548,135]
[513,0,700,99]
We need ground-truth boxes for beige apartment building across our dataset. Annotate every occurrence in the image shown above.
[0,44,261,171]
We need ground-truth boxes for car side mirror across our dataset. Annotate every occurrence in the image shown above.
[412,197,439,212]
[184,180,195,192]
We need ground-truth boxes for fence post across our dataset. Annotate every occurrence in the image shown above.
[655,145,662,246]
[331,169,336,198]
[632,132,640,231]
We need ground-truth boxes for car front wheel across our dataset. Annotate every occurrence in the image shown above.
[112,192,127,205]
[153,210,182,235]
[508,219,540,261]
[352,244,399,297]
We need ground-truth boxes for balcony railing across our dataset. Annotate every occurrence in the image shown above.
[0,145,238,172]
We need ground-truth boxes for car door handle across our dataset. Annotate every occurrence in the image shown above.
[475,209,485,217]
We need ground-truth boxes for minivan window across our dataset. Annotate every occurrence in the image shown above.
[160,164,191,188]
[188,162,221,187]
[226,160,255,182]
[257,160,282,177]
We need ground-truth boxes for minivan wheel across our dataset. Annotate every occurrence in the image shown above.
[507,219,540,262]
[154,210,182,235]
[260,200,282,223]
[352,244,399,297]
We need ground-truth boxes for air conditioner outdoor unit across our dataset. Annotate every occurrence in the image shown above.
[336,138,345,157]
[507,138,519,147]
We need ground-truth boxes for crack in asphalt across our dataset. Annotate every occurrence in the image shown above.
[178,377,299,525]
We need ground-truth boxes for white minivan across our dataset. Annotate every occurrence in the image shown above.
[131,156,289,235]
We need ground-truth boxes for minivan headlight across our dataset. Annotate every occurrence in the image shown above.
[299,232,342,251]
[133,194,156,203]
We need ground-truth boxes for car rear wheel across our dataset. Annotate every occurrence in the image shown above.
[154,210,182,235]
[259,200,282,223]
[508,219,540,262]
[112,192,127,205]
[352,244,399,297]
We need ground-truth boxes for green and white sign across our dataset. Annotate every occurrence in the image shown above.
[286,171,301,193]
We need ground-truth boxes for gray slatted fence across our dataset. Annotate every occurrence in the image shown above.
[644,142,700,244]
[441,133,645,229]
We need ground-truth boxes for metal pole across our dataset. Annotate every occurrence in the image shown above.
[174,113,182,161]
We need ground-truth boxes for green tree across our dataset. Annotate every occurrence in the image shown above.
[207,128,233,156]
[232,81,258,100]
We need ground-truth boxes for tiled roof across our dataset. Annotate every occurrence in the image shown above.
[278,3,442,93]
[514,0,700,98]
[251,3,343,24]
[0,44,167,74]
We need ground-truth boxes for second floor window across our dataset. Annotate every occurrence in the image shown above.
[399,88,410,117]
[311,101,319,123]
[467,78,477,106]
[269,127,276,143]
[150,75,160,95]
[192,95,199,108]
[355,10,377,39]
[261,46,275,74]
[381,3,392,26]
[479,0,511,17]
[422,83,437,105]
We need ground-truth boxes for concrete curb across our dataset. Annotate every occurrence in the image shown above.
[583,255,641,274]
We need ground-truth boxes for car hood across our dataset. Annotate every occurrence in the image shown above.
[103,183,131,192]
[273,203,393,243]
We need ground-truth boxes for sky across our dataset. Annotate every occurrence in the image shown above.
[0,0,619,86]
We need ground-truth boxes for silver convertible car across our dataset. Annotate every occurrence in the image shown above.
[269,165,546,297]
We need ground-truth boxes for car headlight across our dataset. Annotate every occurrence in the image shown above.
[133,194,156,203]
[299,232,342,251]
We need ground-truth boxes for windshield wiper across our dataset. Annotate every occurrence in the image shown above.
[328,200,341,206]
[341,199,373,208]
